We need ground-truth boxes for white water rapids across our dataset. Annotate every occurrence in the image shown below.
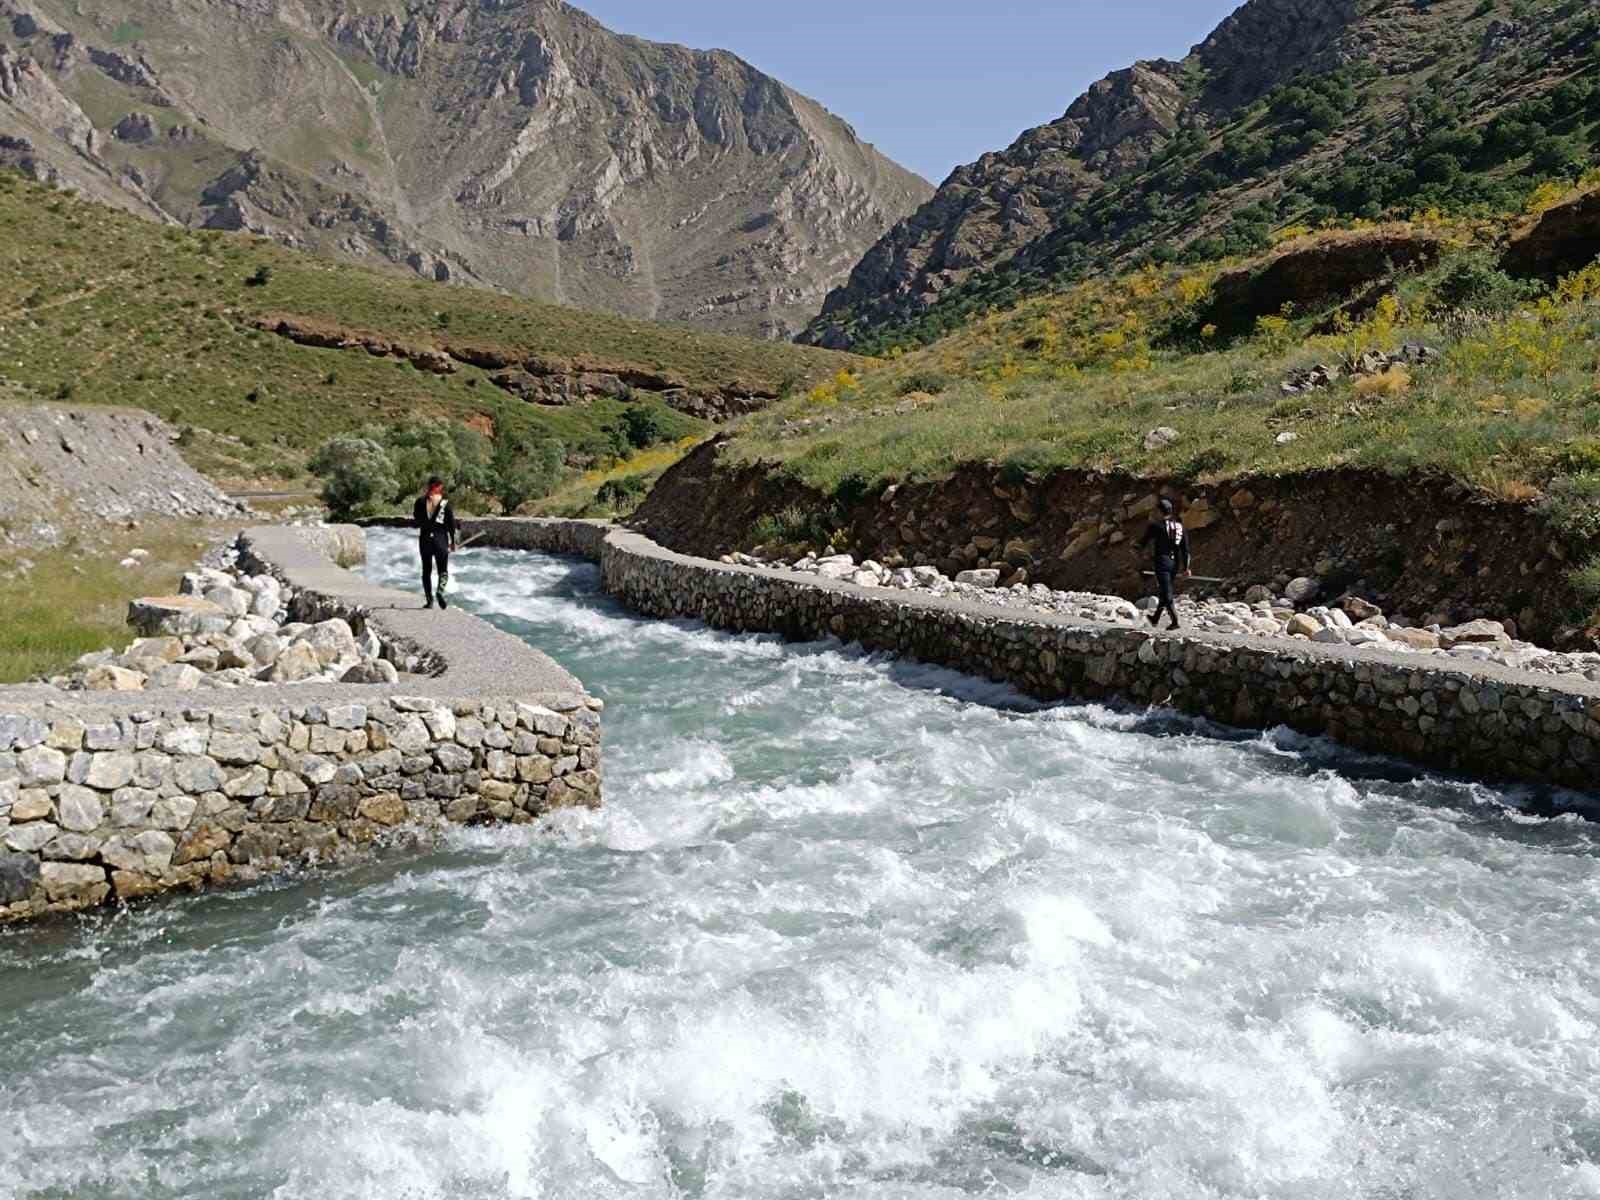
[3,530,1600,1199]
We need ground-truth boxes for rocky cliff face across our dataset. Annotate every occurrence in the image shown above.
[803,0,1581,350]
[0,0,930,337]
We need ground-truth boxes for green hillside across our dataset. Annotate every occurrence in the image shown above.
[0,171,858,486]
[807,0,1600,354]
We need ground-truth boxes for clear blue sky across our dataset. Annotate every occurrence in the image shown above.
[573,1,1241,184]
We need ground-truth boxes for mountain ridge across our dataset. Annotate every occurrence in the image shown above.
[803,0,1597,351]
[0,0,931,338]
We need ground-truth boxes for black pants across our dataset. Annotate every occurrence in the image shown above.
[1153,565,1179,628]
[420,538,450,604]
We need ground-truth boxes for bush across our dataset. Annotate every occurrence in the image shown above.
[491,437,566,513]
[620,405,667,451]
[308,436,398,521]
[1431,252,1539,314]
[595,474,650,513]
[245,265,272,287]
[1541,473,1600,546]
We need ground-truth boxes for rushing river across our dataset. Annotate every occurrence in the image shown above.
[3,531,1600,1199]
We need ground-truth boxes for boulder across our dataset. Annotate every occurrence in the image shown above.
[956,569,1002,588]
[297,619,358,667]
[1338,596,1382,623]
[267,641,321,682]
[1143,427,1180,451]
[127,636,184,663]
[0,851,41,904]
[1244,585,1274,604]
[341,660,399,684]
[1439,620,1510,649]
[246,632,286,667]
[203,586,251,619]
[84,665,146,692]
[1286,613,1321,639]
[1285,577,1322,605]
[147,663,203,691]
[39,862,109,905]
[1389,628,1442,651]
[127,596,228,637]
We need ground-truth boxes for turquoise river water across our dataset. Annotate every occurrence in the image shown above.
[2,530,1599,1198]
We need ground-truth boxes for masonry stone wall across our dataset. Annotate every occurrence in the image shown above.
[0,525,601,924]
[464,519,1600,796]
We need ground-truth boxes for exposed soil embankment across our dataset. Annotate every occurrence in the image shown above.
[248,314,779,420]
[632,439,1593,648]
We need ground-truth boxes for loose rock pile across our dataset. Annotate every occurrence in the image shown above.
[51,544,399,693]
[1279,343,1439,395]
[729,551,1600,684]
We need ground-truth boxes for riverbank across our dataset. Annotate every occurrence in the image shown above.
[0,524,601,924]
[459,518,1600,796]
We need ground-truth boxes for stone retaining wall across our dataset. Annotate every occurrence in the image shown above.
[465,519,1600,796]
[0,525,601,924]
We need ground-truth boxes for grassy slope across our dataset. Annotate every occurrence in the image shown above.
[726,204,1600,556]
[0,172,857,485]
[0,518,237,682]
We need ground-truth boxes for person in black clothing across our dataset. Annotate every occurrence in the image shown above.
[1139,497,1191,630]
[413,476,458,609]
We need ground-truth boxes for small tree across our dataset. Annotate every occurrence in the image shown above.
[308,436,398,520]
[620,405,667,451]
[491,437,566,513]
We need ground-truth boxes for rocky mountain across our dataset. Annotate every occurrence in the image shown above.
[0,0,930,339]
[805,0,1600,350]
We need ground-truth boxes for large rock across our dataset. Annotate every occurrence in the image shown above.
[268,641,322,682]
[0,852,41,905]
[1285,577,1322,605]
[127,596,229,637]
[84,665,146,692]
[147,663,204,692]
[1439,620,1510,649]
[298,619,357,667]
[38,862,109,905]
[956,569,1002,588]
[1502,188,1600,279]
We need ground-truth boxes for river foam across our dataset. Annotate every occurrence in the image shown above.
[1,532,1598,1199]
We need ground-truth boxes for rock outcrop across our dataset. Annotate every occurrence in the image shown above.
[0,0,930,337]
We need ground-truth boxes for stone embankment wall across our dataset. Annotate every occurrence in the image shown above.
[0,525,601,924]
[467,519,1600,795]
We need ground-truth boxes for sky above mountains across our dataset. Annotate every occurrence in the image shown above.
[576,0,1240,183]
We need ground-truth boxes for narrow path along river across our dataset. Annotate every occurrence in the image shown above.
[4,530,1600,1199]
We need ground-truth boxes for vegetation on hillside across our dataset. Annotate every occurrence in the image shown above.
[723,192,1600,619]
[0,172,856,487]
[815,0,1600,355]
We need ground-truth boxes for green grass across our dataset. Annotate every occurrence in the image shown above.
[0,521,228,683]
[729,212,1600,522]
[0,173,857,485]
[109,20,146,44]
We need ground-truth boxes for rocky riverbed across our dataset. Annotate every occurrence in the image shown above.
[730,551,1600,685]
[46,540,398,694]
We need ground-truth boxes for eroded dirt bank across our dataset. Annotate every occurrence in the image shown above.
[631,439,1595,649]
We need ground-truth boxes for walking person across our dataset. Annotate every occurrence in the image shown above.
[1140,497,1191,630]
[413,476,458,609]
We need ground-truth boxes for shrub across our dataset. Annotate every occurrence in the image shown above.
[1431,252,1538,314]
[896,371,950,396]
[1541,473,1600,545]
[595,473,649,513]
[491,436,566,513]
[245,265,272,287]
[620,405,667,451]
[308,436,398,521]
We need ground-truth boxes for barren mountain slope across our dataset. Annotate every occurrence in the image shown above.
[0,0,931,337]
[805,0,1599,350]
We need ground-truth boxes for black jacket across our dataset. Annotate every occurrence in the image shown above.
[413,495,458,549]
[1140,517,1191,573]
